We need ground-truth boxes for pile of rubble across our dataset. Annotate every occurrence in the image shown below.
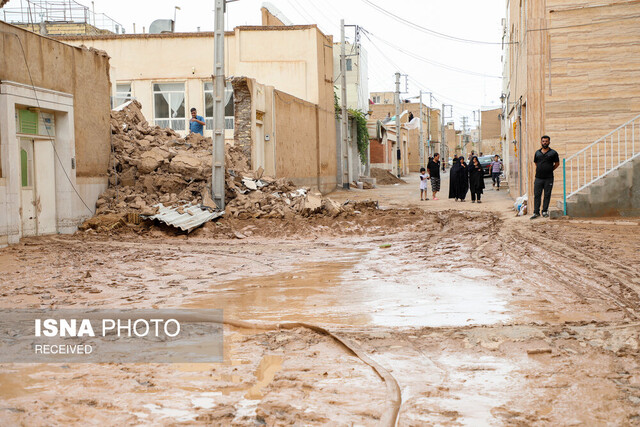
[370,168,407,185]
[84,101,361,232]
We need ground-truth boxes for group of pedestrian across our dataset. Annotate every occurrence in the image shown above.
[415,135,559,218]
[418,153,442,201]
[447,154,502,203]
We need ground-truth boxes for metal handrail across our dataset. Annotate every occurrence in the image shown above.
[566,113,640,162]
[563,114,640,213]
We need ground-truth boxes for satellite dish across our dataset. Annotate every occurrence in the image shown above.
[149,19,174,34]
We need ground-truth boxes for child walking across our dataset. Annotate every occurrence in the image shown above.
[489,155,503,190]
[419,167,429,201]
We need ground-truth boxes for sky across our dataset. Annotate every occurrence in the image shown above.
[2,0,506,127]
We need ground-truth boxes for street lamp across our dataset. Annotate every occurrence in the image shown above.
[173,6,181,30]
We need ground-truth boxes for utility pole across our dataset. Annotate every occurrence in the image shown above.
[395,72,401,177]
[441,104,452,164]
[212,0,226,209]
[419,91,424,168]
[462,116,469,156]
[478,108,483,155]
[340,19,349,188]
[441,103,446,163]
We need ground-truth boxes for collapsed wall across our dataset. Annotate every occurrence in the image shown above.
[85,100,355,231]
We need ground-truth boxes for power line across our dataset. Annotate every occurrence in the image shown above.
[302,0,341,35]
[363,29,502,79]
[360,30,484,112]
[359,0,512,45]
[1,30,94,215]
[283,0,316,27]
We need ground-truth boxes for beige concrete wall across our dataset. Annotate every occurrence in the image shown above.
[0,23,110,243]
[505,0,640,201]
[545,1,640,172]
[274,90,337,192]
[56,25,333,140]
[445,124,461,157]
[0,21,111,177]
[407,128,421,172]
[505,0,530,197]
[57,26,328,106]
[371,92,395,105]
[481,108,501,140]
[482,138,502,156]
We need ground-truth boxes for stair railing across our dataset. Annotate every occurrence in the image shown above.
[563,113,640,215]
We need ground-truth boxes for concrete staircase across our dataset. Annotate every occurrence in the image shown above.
[559,153,640,217]
[556,114,640,218]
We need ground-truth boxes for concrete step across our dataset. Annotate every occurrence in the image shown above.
[549,207,563,219]
[565,154,640,217]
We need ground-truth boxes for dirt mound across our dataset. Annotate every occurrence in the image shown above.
[83,101,362,232]
[370,168,407,185]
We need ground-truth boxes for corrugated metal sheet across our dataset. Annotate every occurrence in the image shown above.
[143,203,224,233]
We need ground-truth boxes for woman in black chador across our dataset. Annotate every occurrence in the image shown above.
[468,155,485,203]
[448,156,469,201]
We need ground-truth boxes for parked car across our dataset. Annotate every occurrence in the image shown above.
[478,155,494,177]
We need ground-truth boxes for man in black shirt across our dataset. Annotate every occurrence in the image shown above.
[531,135,560,219]
[427,153,441,200]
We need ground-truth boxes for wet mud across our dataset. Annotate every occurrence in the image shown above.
[1,186,640,425]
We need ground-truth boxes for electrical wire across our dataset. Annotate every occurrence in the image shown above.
[0,32,94,215]
[283,0,317,27]
[359,0,512,45]
[360,30,483,112]
[303,0,342,36]
[363,29,502,79]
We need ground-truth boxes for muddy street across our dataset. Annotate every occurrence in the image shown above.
[1,177,640,425]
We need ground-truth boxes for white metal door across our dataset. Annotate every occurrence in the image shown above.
[33,139,57,235]
[19,138,36,237]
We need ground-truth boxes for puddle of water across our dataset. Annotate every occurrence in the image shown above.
[431,354,518,426]
[364,271,510,328]
[142,403,197,422]
[397,352,521,426]
[184,256,373,325]
[191,392,222,409]
[186,248,511,328]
